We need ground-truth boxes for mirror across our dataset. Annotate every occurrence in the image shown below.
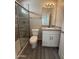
[41,1,57,27]
[42,8,53,26]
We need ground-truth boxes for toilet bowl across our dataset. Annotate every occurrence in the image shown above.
[29,29,39,48]
[30,36,37,48]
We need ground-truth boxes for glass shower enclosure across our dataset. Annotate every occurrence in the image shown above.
[15,1,30,55]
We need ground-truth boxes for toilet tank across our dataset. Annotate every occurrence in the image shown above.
[32,29,39,36]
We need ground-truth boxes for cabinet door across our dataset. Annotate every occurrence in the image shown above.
[42,31,50,46]
[48,34,60,47]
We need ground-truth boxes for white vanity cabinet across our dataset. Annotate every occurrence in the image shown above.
[42,30,60,47]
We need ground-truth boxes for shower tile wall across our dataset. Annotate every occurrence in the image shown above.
[19,18,29,37]
[19,17,29,48]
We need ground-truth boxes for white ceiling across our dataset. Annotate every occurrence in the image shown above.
[16,0,64,15]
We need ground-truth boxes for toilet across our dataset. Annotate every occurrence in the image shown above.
[30,29,39,48]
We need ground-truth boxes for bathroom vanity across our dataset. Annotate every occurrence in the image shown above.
[42,27,61,47]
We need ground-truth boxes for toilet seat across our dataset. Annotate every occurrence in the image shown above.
[30,36,37,44]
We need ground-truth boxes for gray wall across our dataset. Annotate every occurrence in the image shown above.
[30,17,42,36]
[30,17,42,29]
[56,0,64,27]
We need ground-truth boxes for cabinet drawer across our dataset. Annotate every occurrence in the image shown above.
[43,31,60,35]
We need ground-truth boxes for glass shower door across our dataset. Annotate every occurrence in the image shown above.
[15,2,30,50]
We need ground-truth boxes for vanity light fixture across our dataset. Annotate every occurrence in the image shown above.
[43,2,56,8]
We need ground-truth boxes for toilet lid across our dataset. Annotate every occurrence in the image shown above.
[30,36,37,42]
